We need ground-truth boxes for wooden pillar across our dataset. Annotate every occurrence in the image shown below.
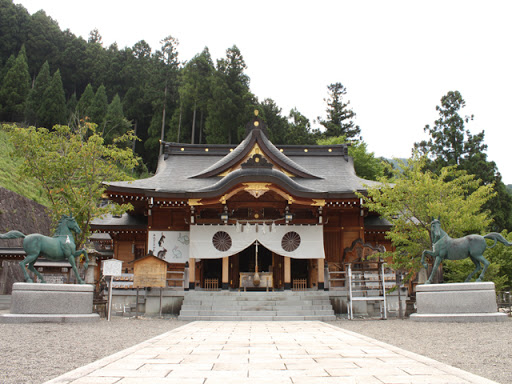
[222,256,229,290]
[318,258,325,290]
[189,258,195,290]
[284,257,291,290]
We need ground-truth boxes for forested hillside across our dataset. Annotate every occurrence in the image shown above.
[0,0,337,171]
[1,0,511,231]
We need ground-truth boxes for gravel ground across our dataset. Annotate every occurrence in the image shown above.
[0,315,510,384]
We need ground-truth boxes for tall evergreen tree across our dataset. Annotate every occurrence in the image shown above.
[415,91,512,231]
[0,45,30,121]
[178,47,214,144]
[103,93,131,144]
[286,108,318,145]
[205,45,254,144]
[0,0,30,63]
[89,84,108,125]
[25,10,63,75]
[319,82,360,140]
[0,54,16,82]
[258,98,289,144]
[25,60,51,125]
[76,83,95,120]
[38,69,66,128]
[144,36,180,168]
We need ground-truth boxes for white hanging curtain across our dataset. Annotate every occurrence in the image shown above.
[189,224,325,260]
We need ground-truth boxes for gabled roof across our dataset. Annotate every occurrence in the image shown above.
[104,116,381,199]
[192,116,319,179]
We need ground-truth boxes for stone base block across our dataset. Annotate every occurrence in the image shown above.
[0,282,99,323]
[0,313,100,323]
[410,312,507,322]
[10,282,94,314]
[411,282,506,322]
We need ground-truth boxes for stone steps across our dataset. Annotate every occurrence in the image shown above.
[178,291,336,321]
[0,295,11,310]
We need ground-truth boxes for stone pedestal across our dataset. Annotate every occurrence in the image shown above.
[0,282,99,323]
[410,282,507,322]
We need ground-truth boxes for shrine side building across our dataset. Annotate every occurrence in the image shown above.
[92,114,392,291]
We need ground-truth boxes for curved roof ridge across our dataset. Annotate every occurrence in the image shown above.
[258,132,318,178]
[190,128,320,179]
[190,133,252,178]
[193,167,324,197]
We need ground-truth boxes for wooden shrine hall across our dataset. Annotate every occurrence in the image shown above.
[91,112,392,291]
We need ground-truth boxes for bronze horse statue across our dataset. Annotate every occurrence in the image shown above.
[421,218,512,284]
[0,215,89,284]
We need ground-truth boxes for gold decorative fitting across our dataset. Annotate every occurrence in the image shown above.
[181,148,184,151]
[280,149,283,152]
[218,168,233,177]
[205,148,209,152]
[188,199,203,206]
[247,143,261,157]
[328,148,332,152]
[304,149,308,152]
[230,148,233,152]
[311,199,326,207]
[243,183,271,199]
[255,157,260,163]
[254,109,259,116]
[254,213,260,219]
[254,121,259,127]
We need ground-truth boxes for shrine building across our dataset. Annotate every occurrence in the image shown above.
[91,112,392,293]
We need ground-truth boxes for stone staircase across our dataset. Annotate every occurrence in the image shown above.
[178,291,336,321]
[0,295,11,311]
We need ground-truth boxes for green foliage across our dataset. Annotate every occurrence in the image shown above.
[0,45,30,121]
[286,108,318,145]
[178,48,213,144]
[359,155,496,278]
[0,1,30,61]
[317,136,384,180]
[38,69,66,128]
[319,82,360,140]
[89,84,108,125]
[0,1,323,170]
[415,90,512,231]
[0,127,49,205]
[205,46,255,144]
[3,122,140,244]
[77,84,94,120]
[258,98,289,145]
[25,60,50,125]
[102,94,131,145]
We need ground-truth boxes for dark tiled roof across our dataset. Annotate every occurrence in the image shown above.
[90,213,147,229]
[192,168,324,198]
[106,127,381,199]
[191,129,319,179]
[364,216,393,228]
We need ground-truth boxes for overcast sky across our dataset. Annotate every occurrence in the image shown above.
[16,0,512,183]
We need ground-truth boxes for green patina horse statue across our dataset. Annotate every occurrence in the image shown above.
[0,215,89,284]
[421,218,512,284]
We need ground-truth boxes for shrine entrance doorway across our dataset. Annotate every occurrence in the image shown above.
[228,242,284,290]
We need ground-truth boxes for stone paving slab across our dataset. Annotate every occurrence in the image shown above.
[43,321,499,384]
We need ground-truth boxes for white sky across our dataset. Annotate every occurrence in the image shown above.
[16,0,512,183]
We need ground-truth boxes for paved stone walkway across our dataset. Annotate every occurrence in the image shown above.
[45,321,498,384]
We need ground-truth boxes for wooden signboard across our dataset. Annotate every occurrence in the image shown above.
[133,255,168,288]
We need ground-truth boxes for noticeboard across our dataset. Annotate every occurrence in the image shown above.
[133,255,167,288]
[103,259,123,277]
